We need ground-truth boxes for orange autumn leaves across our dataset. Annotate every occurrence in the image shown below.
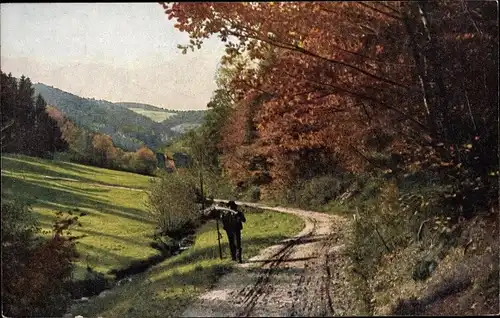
[160,2,416,186]
[160,1,498,190]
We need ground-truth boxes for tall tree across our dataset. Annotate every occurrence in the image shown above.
[135,146,158,175]
[91,134,116,167]
[160,2,417,187]
[29,94,48,154]
[16,76,36,152]
[1,72,18,150]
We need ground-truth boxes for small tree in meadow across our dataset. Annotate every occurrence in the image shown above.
[146,171,199,240]
[135,146,158,175]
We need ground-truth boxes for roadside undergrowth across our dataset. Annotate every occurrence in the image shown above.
[345,176,499,316]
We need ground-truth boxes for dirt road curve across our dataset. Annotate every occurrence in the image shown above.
[182,200,349,317]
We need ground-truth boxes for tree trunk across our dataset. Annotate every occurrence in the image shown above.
[401,2,438,141]
[402,1,451,145]
[417,1,451,144]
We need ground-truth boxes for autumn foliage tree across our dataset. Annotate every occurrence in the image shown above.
[160,1,498,205]
[91,134,117,167]
[160,2,417,189]
[135,145,158,175]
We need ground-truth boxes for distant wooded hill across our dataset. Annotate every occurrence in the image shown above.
[33,83,206,151]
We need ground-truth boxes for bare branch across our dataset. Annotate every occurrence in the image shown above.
[377,1,403,15]
[358,1,403,20]
[360,101,372,124]
[417,218,432,241]
[349,144,383,169]
[461,0,482,35]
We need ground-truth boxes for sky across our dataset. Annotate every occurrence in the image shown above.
[0,3,227,110]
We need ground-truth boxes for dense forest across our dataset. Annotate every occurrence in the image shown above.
[34,83,206,152]
[1,72,68,157]
[46,106,158,175]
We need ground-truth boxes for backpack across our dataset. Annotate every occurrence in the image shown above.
[221,210,243,231]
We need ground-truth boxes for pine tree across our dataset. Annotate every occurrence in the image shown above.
[32,94,68,157]
[1,72,67,156]
[15,75,36,153]
[1,72,18,150]
[31,94,47,155]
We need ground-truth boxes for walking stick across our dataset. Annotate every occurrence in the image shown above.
[216,216,223,259]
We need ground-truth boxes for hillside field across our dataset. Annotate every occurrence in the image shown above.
[128,107,177,122]
[1,154,156,279]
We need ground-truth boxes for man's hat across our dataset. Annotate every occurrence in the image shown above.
[227,200,238,210]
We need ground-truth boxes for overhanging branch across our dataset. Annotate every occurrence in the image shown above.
[280,69,428,131]
[225,29,410,90]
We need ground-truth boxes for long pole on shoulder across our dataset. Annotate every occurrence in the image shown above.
[199,153,222,258]
[216,217,223,259]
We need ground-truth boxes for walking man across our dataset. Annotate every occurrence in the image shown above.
[222,201,246,263]
[201,201,246,263]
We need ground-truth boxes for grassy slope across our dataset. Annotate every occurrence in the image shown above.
[128,107,177,123]
[1,154,156,279]
[1,154,153,189]
[72,208,304,318]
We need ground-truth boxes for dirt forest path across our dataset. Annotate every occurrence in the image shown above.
[182,200,351,317]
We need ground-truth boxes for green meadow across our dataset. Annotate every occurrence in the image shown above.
[1,154,156,279]
[1,154,153,189]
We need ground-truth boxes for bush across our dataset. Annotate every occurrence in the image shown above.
[347,179,453,281]
[286,175,345,210]
[346,165,497,314]
[1,200,79,317]
[250,186,261,202]
[146,171,200,240]
[200,169,237,200]
[357,177,382,204]
[347,181,397,281]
